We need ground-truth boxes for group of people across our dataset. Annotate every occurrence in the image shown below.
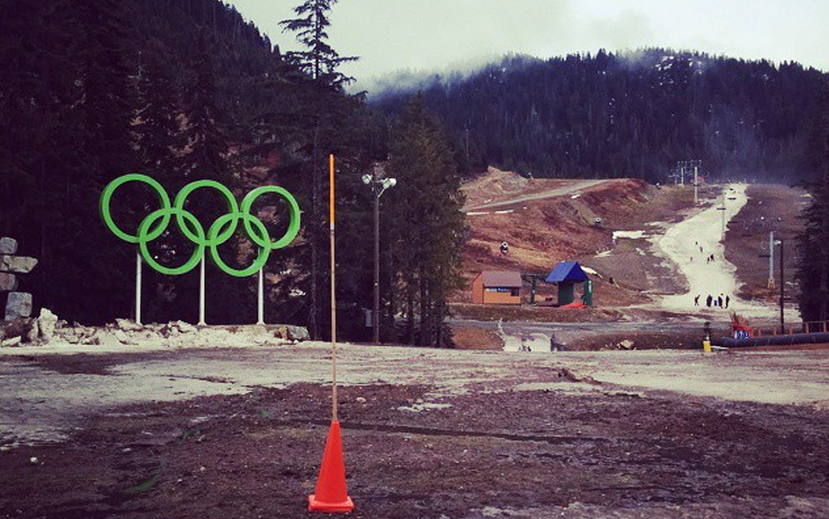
[694,293,730,309]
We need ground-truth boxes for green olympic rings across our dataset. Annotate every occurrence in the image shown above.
[241,186,302,250]
[138,207,206,276]
[100,175,301,277]
[99,174,171,244]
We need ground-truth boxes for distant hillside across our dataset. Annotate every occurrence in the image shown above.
[373,49,828,183]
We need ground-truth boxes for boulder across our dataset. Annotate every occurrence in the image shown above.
[5,292,33,320]
[0,255,38,274]
[0,273,17,292]
[0,237,17,255]
[37,308,58,342]
[285,325,309,341]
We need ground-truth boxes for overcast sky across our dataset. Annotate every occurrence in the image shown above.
[228,0,829,92]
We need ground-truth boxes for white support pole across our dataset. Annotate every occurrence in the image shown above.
[135,251,142,325]
[721,189,726,237]
[198,255,206,325]
[680,165,684,187]
[257,266,265,325]
[693,165,699,204]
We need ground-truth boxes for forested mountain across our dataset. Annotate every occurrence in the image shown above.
[0,0,466,347]
[373,50,828,183]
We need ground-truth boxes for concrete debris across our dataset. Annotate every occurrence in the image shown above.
[37,309,58,342]
[115,318,143,332]
[619,339,635,350]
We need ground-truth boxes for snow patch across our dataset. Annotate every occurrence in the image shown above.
[612,230,647,241]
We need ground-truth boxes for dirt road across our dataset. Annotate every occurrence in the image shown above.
[2,342,829,518]
[464,179,611,211]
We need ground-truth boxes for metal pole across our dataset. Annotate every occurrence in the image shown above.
[780,239,785,334]
[198,254,206,325]
[769,231,775,289]
[135,251,142,325]
[329,154,338,423]
[693,164,698,204]
[721,189,726,237]
[257,267,264,325]
[373,186,380,345]
[680,164,685,187]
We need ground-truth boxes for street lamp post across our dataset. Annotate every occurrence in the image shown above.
[362,168,397,345]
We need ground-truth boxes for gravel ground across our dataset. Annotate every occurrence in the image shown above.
[2,342,829,518]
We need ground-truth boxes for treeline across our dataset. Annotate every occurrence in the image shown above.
[0,0,465,346]
[374,50,828,182]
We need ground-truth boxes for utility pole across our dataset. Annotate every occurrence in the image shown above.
[680,162,685,187]
[779,238,785,334]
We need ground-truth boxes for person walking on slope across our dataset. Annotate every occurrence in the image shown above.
[718,295,723,308]
[694,295,700,306]
[725,295,730,308]
[706,295,713,307]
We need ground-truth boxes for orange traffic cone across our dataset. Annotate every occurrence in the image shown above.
[308,420,354,513]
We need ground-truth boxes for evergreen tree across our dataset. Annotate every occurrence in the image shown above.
[181,31,227,182]
[796,80,829,321]
[386,95,466,347]
[136,41,182,181]
[280,0,357,339]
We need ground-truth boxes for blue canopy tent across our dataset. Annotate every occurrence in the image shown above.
[545,261,591,306]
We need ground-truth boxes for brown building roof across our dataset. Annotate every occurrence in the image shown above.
[481,270,522,288]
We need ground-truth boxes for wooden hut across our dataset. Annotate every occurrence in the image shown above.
[471,271,522,305]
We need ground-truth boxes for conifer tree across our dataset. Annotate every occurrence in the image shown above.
[280,0,356,339]
[796,81,829,321]
[386,95,466,346]
[136,41,182,181]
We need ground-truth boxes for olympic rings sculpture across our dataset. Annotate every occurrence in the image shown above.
[99,174,301,277]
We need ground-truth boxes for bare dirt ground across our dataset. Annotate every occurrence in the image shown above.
[723,184,808,305]
[3,343,829,519]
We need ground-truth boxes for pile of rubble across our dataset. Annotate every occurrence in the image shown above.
[1,314,309,349]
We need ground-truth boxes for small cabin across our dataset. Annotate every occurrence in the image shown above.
[471,270,522,305]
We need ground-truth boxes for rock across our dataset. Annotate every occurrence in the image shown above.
[285,325,309,341]
[356,397,367,404]
[0,317,38,345]
[0,238,17,255]
[24,320,39,343]
[1,336,21,347]
[0,255,37,274]
[115,318,142,332]
[175,321,197,334]
[37,309,58,342]
[5,292,33,320]
[272,325,289,340]
[0,272,17,292]
[619,339,635,350]
[113,330,136,345]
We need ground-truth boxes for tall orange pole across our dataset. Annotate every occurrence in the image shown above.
[329,154,338,422]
